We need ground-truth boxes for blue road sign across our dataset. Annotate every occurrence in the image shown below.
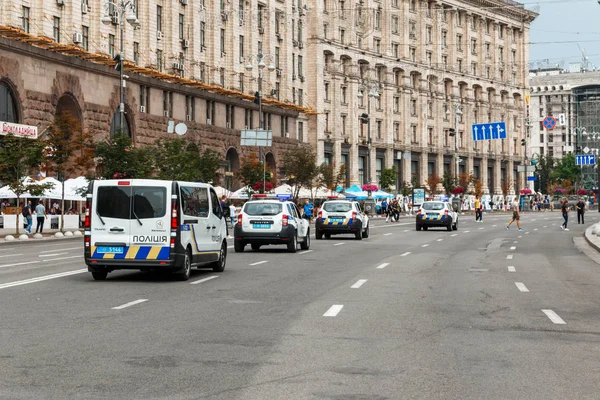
[471,122,506,141]
[542,116,556,130]
[527,176,537,181]
[576,154,596,165]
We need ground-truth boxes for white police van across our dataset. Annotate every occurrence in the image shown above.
[84,179,228,281]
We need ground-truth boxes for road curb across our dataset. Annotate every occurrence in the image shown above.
[584,223,600,253]
[0,235,81,246]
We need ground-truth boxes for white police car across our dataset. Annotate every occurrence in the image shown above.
[416,201,458,231]
[315,198,369,240]
[233,194,310,252]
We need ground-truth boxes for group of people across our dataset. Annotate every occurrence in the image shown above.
[505,197,588,232]
[381,199,412,222]
[21,200,48,234]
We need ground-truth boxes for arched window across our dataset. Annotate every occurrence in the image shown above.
[110,109,131,137]
[0,81,18,123]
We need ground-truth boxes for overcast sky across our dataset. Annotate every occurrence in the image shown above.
[526,0,600,71]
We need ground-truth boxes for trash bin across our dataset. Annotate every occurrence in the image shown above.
[452,198,461,212]
[51,216,59,229]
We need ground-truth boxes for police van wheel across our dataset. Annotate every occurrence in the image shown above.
[251,243,261,251]
[212,241,227,272]
[234,241,245,253]
[300,229,310,250]
[355,228,362,240]
[91,271,108,281]
[176,250,192,281]
[453,221,458,231]
[287,232,298,253]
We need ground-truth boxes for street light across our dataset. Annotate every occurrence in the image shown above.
[101,0,140,134]
[357,82,380,185]
[245,53,276,192]
[448,101,462,180]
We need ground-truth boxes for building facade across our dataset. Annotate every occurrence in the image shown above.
[307,0,536,194]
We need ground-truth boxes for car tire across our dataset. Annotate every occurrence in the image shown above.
[91,271,108,281]
[362,224,369,238]
[251,243,261,251]
[316,230,323,240]
[176,249,192,281]
[355,227,363,240]
[416,224,422,231]
[287,232,298,253]
[300,229,310,250]
[211,241,227,272]
[453,220,458,231]
[324,233,331,239]
[446,219,453,231]
[423,226,428,231]
[234,240,245,253]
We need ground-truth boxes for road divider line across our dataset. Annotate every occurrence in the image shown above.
[38,247,81,253]
[0,261,40,269]
[351,279,368,289]
[333,243,345,246]
[510,246,516,250]
[517,235,523,238]
[525,232,530,235]
[384,233,393,236]
[0,253,23,258]
[507,254,514,260]
[464,231,470,233]
[436,239,443,242]
[450,234,457,237]
[112,299,148,310]
[515,282,529,292]
[298,250,313,255]
[534,228,538,231]
[249,261,268,266]
[542,309,566,324]
[492,225,497,227]
[376,263,390,269]
[421,244,429,247]
[543,226,548,228]
[0,247,15,252]
[0,268,87,290]
[323,304,343,317]
[403,230,409,232]
[400,252,411,257]
[44,255,83,262]
[227,245,234,249]
[513,241,518,243]
[508,266,516,272]
[190,275,220,285]
[39,252,68,258]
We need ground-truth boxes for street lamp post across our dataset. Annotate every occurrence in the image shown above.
[453,101,462,180]
[357,83,380,185]
[101,0,140,134]
[245,54,276,192]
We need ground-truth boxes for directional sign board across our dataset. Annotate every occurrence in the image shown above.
[517,165,536,172]
[471,122,506,141]
[576,154,596,165]
[527,176,537,181]
[241,129,273,147]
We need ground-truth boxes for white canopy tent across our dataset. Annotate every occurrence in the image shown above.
[0,176,87,201]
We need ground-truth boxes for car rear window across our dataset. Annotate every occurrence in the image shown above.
[96,186,167,219]
[323,202,352,212]
[244,202,282,216]
[422,202,444,211]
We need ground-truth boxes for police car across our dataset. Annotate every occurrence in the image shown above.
[233,194,310,253]
[416,201,458,231]
[315,198,369,240]
[84,179,228,281]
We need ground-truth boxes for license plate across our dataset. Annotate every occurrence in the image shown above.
[252,224,271,229]
[330,218,344,222]
[97,246,124,254]
[427,214,438,218]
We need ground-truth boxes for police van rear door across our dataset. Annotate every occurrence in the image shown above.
[91,181,133,259]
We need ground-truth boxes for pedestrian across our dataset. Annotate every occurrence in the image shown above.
[303,199,314,222]
[35,200,47,233]
[474,195,482,222]
[22,200,33,234]
[576,198,585,224]
[229,203,236,227]
[506,197,523,231]
[560,199,569,231]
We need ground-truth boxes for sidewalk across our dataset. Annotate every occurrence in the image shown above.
[584,223,600,252]
[0,228,82,244]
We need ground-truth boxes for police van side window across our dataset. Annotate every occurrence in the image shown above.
[180,186,210,218]
[210,189,222,218]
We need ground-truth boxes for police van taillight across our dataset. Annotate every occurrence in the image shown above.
[84,198,91,229]
[170,196,178,249]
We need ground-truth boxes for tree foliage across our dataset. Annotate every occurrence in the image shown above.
[426,173,442,194]
[95,133,154,179]
[153,137,222,183]
[281,145,319,200]
[401,180,413,197]
[442,172,456,195]
[551,153,580,184]
[474,179,484,197]
[379,166,397,192]
[237,153,272,193]
[533,154,556,194]
[318,162,347,192]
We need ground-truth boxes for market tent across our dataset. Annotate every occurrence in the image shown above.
[371,190,394,199]
[0,177,60,199]
[345,185,363,193]
[213,186,232,198]
[274,184,293,195]
[230,187,250,200]
[64,177,88,201]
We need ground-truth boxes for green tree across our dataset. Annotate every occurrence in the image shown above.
[95,133,154,179]
[551,153,580,186]
[379,166,397,192]
[533,154,556,194]
[0,134,53,235]
[442,172,456,195]
[281,145,319,200]
[237,153,273,194]
[153,137,222,183]
[318,162,347,193]
[401,180,413,197]
[44,112,95,231]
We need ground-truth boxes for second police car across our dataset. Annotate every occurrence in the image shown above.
[315,197,370,240]
[415,201,458,231]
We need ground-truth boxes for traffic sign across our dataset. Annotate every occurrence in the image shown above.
[517,165,536,172]
[527,176,537,181]
[241,129,273,147]
[558,114,566,126]
[542,116,556,130]
[471,122,506,141]
[576,154,596,165]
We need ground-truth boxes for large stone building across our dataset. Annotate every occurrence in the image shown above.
[308,0,536,194]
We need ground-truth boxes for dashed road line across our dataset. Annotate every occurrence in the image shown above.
[510,246,516,250]
[333,242,345,246]
[464,231,470,233]
[518,235,523,238]
[44,255,82,262]
[384,233,393,236]
[525,232,530,235]
[323,304,344,317]
[0,269,87,290]
[400,252,411,257]
[38,247,80,253]
[492,225,497,227]
[299,250,313,255]
[507,254,514,260]
[403,229,409,232]
[351,279,368,289]
[436,239,443,242]
[543,226,548,228]
[508,266,516,272]
[513,241,518,243]
[249,260,268,266]
[0,261,40,269]
[450,234,457,237]
[0,253,23,259]
[0,247,15,252]
[190,275,220,285]
[421,244,429,247]
[376,263,390,269]
[542,309,566,324]
[534,228,539,231]
[112,299,148,310]
[515,282,529,292]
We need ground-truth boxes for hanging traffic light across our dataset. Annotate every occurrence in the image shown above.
[113,54,122,71]
[360,113,369,124]
[448,128,456,137]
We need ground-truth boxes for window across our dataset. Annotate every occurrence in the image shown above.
[257,4,265,28]
[274,46,280,69]
[341,85,347,104]
[220,29,226,55]
[411,99,417,116]
[394,122,400,141]
[358,156,365,185]
[206,100,215,124]
[97,186,167,220]
[375,10,381,30]
[340,28,345,44]
[22,6,30,33]
[457,34,462,51]
[374,38,381,54]
[323,23,328,39]
[200,22,206,48]
[341,115,347,135]
[471,62,477,75]
[442,30,447,48]
[238,35,245,61]
[486,66,490,79]
[133,42,139,64]
[499,25,504,39]
[139,86,150,113]
[458,59,463,72]
[339,0,345,18]
[409,21,416,39]
[298,20,303,42]
[471,38,477,54]
[411,125,417,143]
[157,6,162,32]
[376,158,383,184]
[457,10,462,26]
[324,82,330,101]
[108,34,115,57]
[325,112,330,132]
[428,127,433,145]
[442,55,448,69]
[275,82,280,100]
[53,17,61,43]
[298,55,303,76]
[392,43,399,58]
[486,20,491,34]
[180,187,210,218]
[394,96,400,113]
[486,43,491,58]
[410,47,416,62]
[298,121,304,142]
[162,91,173,117]
[298,89,303,106]
[410,0,416,12]
[179,14,184,40]
[426,26,432,43]
[392,16,399,34]
[157,49,163,71]
[358,90,364,107]
[225,104,235,128]
[426,51,432,66]
[82,26,89,51]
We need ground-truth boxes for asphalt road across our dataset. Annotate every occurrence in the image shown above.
[1,211,600,400]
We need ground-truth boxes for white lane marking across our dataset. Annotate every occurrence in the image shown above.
[515,282,529,292]
[508,266,516,272]
[478,227,484,230]
[384,233,393,236]
[544,218,549,220]
[464,230,470,233]
[38,247,80,253]
[190,275,220,285]
[38,252,68,258]
[510,246,516,250]
[403,229,409,232]
[437,239,443,242]
[450,234,457,237]
[0,253,23,259]
[542,309,566,324]
[518,235,523,238]
[513,241,518,244]
[525,232,530,235]
[534,228,539,231]
[323,304,344,317]
[43,255,82,262]
[112,299,148,310]
[421,244,429,247]
[0,261,40,269]
[249,260,268,266]
[0,247,15,252]
[532,219,537,222]
[543,226,548,228]
[469,268,489,272]
[507,254,514,259]
[400,252,411,257]
[333,243,345,246]
[351,279,368,289]
[298,250,313,255]
[227,245,234,249]
[376,263,390,269]
[0,268,87,290]
[492,225,497,227]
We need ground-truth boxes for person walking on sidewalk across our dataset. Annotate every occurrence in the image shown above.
[560,199,570,231]
[506,198,523,231]
[34,201,47,233]
[576,198,585,224]
[474,195,482,222]
[22,200,33,234]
